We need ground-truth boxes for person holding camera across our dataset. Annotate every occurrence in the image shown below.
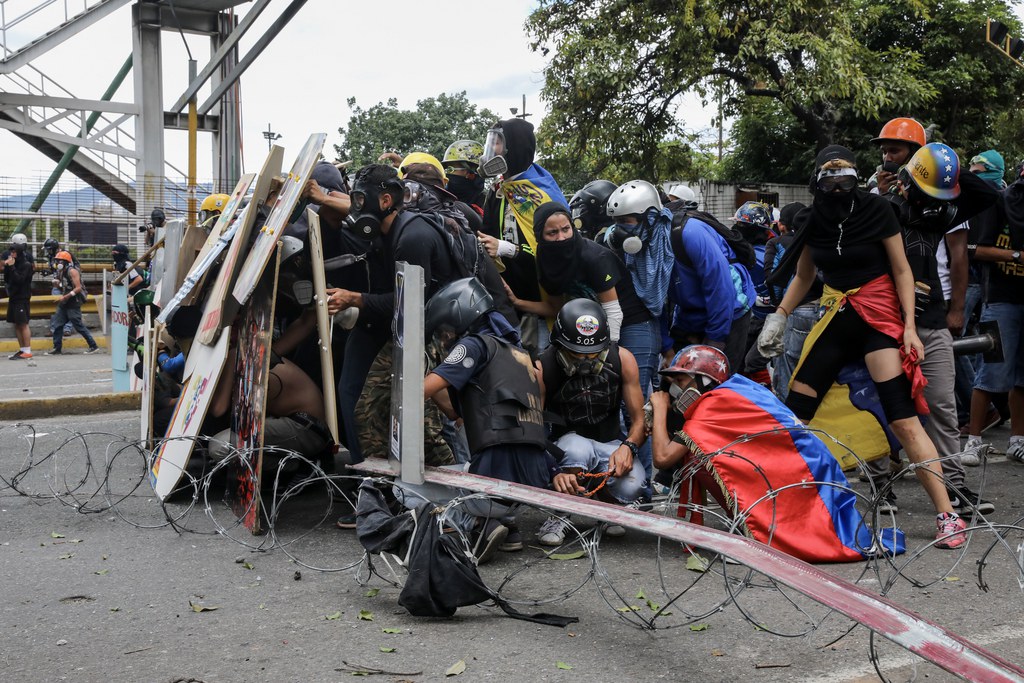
[4,233,34,360]
[46,251,99,355]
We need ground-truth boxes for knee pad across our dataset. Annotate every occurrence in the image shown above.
[874,374,917,423]
[785,390,823,422]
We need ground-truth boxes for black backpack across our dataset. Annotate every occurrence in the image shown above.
[669,209,756,269]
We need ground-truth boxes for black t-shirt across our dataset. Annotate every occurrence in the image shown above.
[806,198,901,291]
[552,239,650,326]
[975,201,1024,304]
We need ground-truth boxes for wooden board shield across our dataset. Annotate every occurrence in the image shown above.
[231,132,326,307]
[196,145,284,345]
[158,172,257,323]
[229,248,281,534]
[307,210,339,446]
[110,282,131,392]
[149,326,231,500]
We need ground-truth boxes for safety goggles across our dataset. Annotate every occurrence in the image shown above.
[816,167,858,192]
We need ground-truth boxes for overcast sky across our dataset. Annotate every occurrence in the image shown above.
[0,0,718,187]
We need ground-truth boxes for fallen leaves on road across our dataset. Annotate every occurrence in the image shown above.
[445,659,466,676]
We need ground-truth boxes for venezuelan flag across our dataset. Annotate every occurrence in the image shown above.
[499,163,568,255]
[678,375,903,562]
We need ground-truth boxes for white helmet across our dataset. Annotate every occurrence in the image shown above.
[606,180,662,217]
[10,233,27,247]
[668,184,696,204]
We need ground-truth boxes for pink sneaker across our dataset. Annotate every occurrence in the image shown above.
[935,512,967,550]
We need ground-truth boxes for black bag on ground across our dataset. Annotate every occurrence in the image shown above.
[669,209,756,269]
[355,482,576,626]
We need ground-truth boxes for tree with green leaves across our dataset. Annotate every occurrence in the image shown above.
[334,91,498,167]
[527,0,1024,183]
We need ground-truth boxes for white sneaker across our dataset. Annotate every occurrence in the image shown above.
[538,516,569,546]
[1007,440,1024,464]
[960,440,989,467]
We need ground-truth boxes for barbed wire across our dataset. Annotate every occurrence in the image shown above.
[2,421,1023,680]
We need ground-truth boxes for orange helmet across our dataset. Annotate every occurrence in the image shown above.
[55,250,73,263]
[871,117,926,148]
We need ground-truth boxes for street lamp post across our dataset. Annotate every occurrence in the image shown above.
[262,123,282,150]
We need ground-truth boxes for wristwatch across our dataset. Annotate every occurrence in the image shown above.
[621,440,641,458]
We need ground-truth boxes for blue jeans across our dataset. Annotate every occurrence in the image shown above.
[974,302,1024,393]
[772,302,819,400]
[338,326,388,463]
[51,303,96,351]
[554,433,647,505]
[617,318,660,481]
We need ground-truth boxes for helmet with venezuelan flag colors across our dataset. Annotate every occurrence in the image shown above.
[903,142,961,201]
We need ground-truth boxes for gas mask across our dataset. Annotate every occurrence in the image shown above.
[345,178,401,240]
[479,128,508,178]
[668,381,702,415]
[897,169,958,233]
[556,347,609,377]
[607,223,644,255]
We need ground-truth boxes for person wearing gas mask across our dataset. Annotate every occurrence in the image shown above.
[327,162,512,467]
[868,117,926,196]
[568,179,617,240]
[861,143,999,515]
[649,346,892,563]
[601,181,674,384]
[533,299,649,546]
[619,177,753,375]
[43,237,75,338]
[476,118,567,352]
[505,201,657,483]
[732,201,778,385]
[3,233,34,360]
[961,156,1024,466]
[47,250,99,356]
[353,154,515,471]
[756,144,967,550]
[419,277,555,562]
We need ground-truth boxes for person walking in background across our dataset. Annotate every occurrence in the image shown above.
[3,233,34,360]
[46,251,98,355]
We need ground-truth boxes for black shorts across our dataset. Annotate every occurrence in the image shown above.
[5,298,30,325]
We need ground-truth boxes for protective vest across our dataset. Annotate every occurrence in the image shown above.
[541,343,623,443]
[459,334,547,452]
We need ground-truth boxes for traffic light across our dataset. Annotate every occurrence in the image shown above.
[987,18,1023,66]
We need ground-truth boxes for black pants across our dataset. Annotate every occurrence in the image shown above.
[785,303,916,422]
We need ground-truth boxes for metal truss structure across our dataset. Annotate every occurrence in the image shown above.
[0,0,308,216]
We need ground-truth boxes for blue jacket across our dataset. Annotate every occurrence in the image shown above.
[664,219,755,345]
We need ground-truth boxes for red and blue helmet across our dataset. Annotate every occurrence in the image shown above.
[903,142,960,200]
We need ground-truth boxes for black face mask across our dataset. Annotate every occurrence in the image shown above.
[446,175,484,204]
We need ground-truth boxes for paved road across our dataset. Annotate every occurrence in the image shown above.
[2,411,1024,682]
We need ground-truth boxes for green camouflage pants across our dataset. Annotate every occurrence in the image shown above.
[355,340,454,466]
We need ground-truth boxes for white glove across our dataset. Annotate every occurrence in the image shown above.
[757,312,787,358]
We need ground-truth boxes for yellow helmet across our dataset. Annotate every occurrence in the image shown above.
[199,193,230,224]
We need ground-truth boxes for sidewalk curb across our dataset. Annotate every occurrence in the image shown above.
[0,392,140,421]
[0,336,109,353]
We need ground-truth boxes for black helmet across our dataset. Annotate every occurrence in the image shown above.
[43,238,59,253]
[112,243,130,258]
[424,277,494,339]
[569,179,617,235]
[552,298,609,353]
[150,207,166,227]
